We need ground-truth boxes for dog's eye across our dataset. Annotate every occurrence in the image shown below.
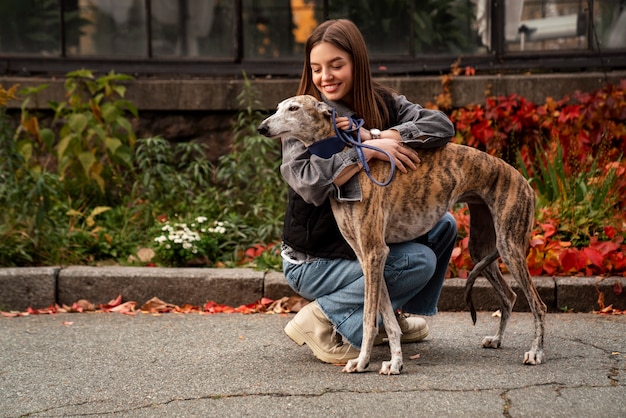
[288,105,299,112]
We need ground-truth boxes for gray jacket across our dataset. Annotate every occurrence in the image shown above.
[280,93,455,205]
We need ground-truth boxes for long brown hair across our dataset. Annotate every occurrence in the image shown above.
[297,19,392,129]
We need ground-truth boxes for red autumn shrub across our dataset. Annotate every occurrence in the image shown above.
[445,81,626,277]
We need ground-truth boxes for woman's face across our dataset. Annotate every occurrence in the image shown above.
[309,41,354,105]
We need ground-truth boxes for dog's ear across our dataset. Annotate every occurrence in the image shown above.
[314,100,333,117]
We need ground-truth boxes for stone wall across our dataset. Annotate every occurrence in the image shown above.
[2,71,624,159]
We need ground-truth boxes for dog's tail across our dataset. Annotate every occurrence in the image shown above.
[464,251,500,324]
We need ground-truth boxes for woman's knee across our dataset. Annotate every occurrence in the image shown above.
[405,244,437,280]
[440,212,458,241]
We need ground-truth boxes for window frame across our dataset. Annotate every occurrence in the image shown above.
[0,0,624,77]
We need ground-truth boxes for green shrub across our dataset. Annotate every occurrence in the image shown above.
[133,136,213,212]
[214,73,285,246]
[519,142,620,246]
[16,69,137,205]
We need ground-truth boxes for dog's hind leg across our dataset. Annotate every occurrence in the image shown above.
[502,245,546,364]
[465,251,498,324]
[495,182,546,364]
[465,203,517,349]
[479,264,517,349]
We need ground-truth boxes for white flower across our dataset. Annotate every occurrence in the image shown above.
[196,216,208,223]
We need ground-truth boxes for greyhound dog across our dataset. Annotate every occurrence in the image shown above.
[258,95,547,375]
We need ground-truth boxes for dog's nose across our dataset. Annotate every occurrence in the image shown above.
[257,123,269,137]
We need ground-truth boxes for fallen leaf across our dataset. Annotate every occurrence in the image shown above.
[140,297,178,313]
[136,247,155,263]
[108,301,137,315]
[267,296,307,313]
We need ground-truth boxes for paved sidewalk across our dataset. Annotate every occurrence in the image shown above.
[0,311,624,417]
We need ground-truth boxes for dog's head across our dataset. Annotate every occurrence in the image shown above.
[257,95,335,147]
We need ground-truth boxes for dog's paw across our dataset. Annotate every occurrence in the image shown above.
[379,359,403,375]
[342,358,369,373]
[523,349,544,365]
[481,336,502,349]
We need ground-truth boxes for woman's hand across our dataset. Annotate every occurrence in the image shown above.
[334,116,357,133]
[334,116,420,173]
[363,138,420,173]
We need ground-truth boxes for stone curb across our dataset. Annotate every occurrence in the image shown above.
[0,266,624,313]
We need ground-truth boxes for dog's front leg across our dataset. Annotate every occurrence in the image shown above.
[343,245,403,374]
[378,280,403,375]
[342,266,379,373]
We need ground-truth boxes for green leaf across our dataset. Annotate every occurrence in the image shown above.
[115,115,132,134]
[113,85,127,97]
[105,137,122,155]
[17,141,33,162]
[101,102,119,123]
[114,145,133,166]
[66,69,94,79]
[57,135,72,158]
[39,128,56,151]
[91,124,107,140]
[68,113,89,134]
[78,151,96,177]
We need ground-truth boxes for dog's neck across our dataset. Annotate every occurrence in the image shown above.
[307,126,347,158]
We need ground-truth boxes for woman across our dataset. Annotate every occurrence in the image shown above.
[281,19,457,364]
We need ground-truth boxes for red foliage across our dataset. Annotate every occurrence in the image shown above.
[446,205,626,278]
[450,82,626,185]
[444,82,626,278]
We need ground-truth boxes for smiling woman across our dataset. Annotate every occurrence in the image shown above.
[278,19,458,365]
[309,44,354,105]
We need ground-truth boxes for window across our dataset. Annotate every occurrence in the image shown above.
[0,0,624,75]
[504,0,626,52]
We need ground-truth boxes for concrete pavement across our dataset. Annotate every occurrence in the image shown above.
[0,311,624,417]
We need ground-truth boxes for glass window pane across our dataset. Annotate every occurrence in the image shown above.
[329,0,483,56]
[72,0,147,57]
[506,0,590,52]
[598,0,626,49]
[0,0,62,55]
[150,0,234,58]
[243,0,324,59]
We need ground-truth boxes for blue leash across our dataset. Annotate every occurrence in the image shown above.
[307,108,396,186]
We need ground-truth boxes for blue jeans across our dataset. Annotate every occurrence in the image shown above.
[283,212,458,349]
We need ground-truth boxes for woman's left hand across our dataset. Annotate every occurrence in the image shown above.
[362,138,421,173]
